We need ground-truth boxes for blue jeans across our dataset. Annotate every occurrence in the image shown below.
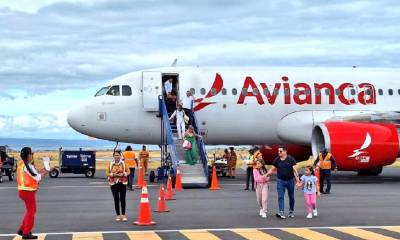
[320,169,332,193]
[277,178,295,212]
[127,168,135,189]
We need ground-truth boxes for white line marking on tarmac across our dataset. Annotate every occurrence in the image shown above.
[0,183,245,190]
[1,226,400,237]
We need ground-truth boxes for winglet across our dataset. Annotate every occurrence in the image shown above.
[171,58,177,67]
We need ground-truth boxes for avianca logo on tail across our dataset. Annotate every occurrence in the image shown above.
[194,73,377,112]
[348,132,372,159]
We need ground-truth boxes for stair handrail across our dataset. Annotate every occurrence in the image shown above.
[190,103,210,179]
[158,96,178,170]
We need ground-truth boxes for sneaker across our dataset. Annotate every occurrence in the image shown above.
[306,213,313,219]
[22,233,38,239]
[260,212,267,218]
[121,215,128,222]
[259,209,264,216]
[115,216,121,222]
[276,212,286,219]
[288,211,295,218]
[313,209,318,217]
[17,229,23,236]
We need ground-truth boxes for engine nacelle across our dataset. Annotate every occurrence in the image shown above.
[261,144,311,165]
[312,122,399,171]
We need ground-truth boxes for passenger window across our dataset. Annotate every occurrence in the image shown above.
[335,89,341,96]
[232,88,237,95]
[315,89,321,96]
[350,88,356,95]
[284,89,290,96]
[106,86,120,96]
[388,89,393,95]
[253,88,260,96]
[190,88,196,95]
[325,89,330,95]
[273,89,279,96]
[221,88,227,95]
[305,89,311,95]
[122,85,132,96]
[211,88,217,96]
[366,89,372,96]
[200,88,206,95]
[95,86,109,97]
[242,88,248,96]
[378,89,383,95]
[293,89,300,96]
[398,89,400,95]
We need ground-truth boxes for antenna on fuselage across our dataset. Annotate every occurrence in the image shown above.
[171,58,178,67]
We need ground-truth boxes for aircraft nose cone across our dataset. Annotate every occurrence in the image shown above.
[67,107,84,132]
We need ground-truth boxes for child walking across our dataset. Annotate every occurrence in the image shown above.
[253,159,270,218]
[297,166,320,219]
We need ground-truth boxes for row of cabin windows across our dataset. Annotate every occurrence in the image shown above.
[189,88,396,97]
[95,85,132,97]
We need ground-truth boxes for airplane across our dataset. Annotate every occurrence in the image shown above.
[67,66,400,176]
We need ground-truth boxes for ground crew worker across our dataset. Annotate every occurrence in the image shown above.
[123,145,137,191]
[244,147,260,191]
[17,147,49,240]
[106,150,130,222]
[228,147,237,178]
[313,148,337,194]
[138,145,150,176]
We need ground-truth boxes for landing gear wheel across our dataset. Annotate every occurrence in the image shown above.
[358,167,383,176]
[149,170,155,183]
[49,169,59,178]
[85,169,95,178]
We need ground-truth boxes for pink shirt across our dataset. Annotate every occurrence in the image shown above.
[253,168,270,183]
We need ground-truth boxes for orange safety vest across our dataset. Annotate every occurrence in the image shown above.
[123,151,136,168]
[17,160,39,191]
[319,153,332,170]
[108,161,128,185]
[138,150,149,167]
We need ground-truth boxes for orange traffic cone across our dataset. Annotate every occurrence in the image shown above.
[135,165,145,189]
[154,185,169,213]
[165,175,176,200]
[314,166,321,191]
[209,165,221,190]
[175,168,183,192]
[133,181,156,226]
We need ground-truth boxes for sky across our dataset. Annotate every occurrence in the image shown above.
[0,0,400,139]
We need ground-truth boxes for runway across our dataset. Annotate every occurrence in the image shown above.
[1,168,400,239]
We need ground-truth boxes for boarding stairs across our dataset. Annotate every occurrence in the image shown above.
[159,96,209,188]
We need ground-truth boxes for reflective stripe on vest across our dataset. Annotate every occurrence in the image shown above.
[319,153,332,170]
[17,160,38,191]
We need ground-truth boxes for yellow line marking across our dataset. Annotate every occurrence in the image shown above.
[72,232,103,240]
[333,228,397,240]
[127,231,162,240]
[282,228,338,240]
[181,230,221,240]
[13,234,46,240]
[383,226,400,234]
[233,229,279,240]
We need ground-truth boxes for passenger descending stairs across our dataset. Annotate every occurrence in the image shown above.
[170,121,209,188]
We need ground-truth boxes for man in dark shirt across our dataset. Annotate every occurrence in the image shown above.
[267,146,300,219]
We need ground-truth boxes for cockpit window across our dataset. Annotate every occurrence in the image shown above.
[106,85,120,96]
[95,86,110,97]
[122,85,132,96]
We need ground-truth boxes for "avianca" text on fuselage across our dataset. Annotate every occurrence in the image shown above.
[237,76,376,105]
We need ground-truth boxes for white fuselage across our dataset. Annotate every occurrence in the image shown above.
[67,67,399,145]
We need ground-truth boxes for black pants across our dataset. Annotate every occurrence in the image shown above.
[110,182,127,215]
[183,108,192,126]
[320,169,332,193]
[245,167,254,190]
[127,168,135,190]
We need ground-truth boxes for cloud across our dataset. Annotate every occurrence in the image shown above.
[0,0,399,138]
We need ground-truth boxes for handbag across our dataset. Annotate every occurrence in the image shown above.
[183,140,192,150]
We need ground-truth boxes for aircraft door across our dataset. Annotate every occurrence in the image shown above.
[142,71,162,111]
